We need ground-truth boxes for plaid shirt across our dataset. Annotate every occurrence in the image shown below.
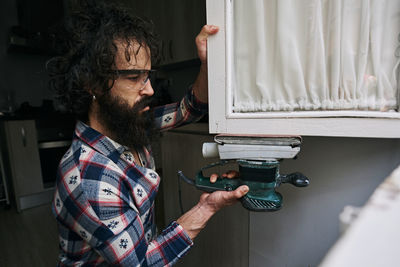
[52,89,207,266]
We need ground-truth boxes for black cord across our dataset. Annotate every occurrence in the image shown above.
[177,171,195,185]
[177,170,195,215]
[177,172,184,215]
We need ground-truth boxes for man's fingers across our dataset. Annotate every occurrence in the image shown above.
[222,170,239,179]
[196,25,219,44]
[223,185,249,200]
[235,185,249,198]
[195,25,219,62]
[201,185,249,212]
[210,173,219,183]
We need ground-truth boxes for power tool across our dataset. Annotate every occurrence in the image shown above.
[178,135,309,211]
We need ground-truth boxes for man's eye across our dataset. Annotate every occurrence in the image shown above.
[127,76,140,81]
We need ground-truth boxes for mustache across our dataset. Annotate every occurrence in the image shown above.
[132,96,155,111]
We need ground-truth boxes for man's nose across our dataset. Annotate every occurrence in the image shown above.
[140,80,154,96]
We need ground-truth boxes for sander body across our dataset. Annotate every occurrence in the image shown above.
[178,135,309,211]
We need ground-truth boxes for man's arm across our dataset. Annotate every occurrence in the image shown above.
[175,25,250,239]
[191,25,219,103]
[152,25,219,131]
[177,185,249,240]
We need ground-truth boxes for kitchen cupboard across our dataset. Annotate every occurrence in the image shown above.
[121,0,206,65]
[206,0,400,138]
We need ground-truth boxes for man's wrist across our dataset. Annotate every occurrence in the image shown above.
[192,62,208,103]
[176,202,216,240]
[199,61,207,71]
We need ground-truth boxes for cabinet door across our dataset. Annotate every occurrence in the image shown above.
[206,0,400,138]
[3,120,43,197]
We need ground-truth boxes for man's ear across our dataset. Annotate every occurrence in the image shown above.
[85,86,97,99]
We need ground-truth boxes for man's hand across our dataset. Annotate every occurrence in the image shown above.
[198,184,249,214]
[177,170,248,240]
[196,25,219,64]
[206,170,246,212]
[191,25,219,103]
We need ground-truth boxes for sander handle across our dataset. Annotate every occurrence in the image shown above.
[178,160,241,193]
[280,172,310,187]
[195,170,241,192]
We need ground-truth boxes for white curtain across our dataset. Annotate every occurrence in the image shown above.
[233,0,400,112]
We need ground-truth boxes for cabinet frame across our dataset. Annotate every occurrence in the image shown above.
[206,0,400,138]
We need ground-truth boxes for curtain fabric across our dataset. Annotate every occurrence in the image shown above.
[233,0,400,112]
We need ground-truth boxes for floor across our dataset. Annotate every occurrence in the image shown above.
[0,203,59,267]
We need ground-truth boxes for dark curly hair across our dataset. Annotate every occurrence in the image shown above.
[47,1,160,121]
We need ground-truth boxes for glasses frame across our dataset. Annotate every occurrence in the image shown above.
[111,69,157,91]
[112,69,156,76]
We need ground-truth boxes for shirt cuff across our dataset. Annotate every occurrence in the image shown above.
[186,86,208,114]
[159,221,194,261]
[173,221,194,246]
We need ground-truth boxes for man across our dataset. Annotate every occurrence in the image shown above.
[48,2,248,266]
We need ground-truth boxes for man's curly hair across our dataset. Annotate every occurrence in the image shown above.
[47,1,160,121]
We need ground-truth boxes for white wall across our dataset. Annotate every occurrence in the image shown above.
[249,137,400,267]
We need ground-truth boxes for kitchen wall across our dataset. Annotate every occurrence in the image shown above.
[0,0,54,112]
[0,0,202,114]
[249,137,400,267]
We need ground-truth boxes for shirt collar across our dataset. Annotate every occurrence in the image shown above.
[74,121,128,163]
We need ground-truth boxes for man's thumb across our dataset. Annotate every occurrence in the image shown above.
[235,185,249,198]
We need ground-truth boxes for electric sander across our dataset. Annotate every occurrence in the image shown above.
[178,135,309,212]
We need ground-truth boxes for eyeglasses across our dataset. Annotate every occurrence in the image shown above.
[111,69,156,91]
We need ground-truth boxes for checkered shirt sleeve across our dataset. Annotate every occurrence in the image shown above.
[153,87,208,131]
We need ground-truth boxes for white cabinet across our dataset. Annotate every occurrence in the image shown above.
[122,0,206,65]
[206,0,400,138]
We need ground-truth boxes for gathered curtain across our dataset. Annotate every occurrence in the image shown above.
[233,0,400,112]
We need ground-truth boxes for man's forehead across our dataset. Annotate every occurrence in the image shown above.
[114,39,151,68]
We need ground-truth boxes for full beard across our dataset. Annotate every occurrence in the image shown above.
[96,92,156,149]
